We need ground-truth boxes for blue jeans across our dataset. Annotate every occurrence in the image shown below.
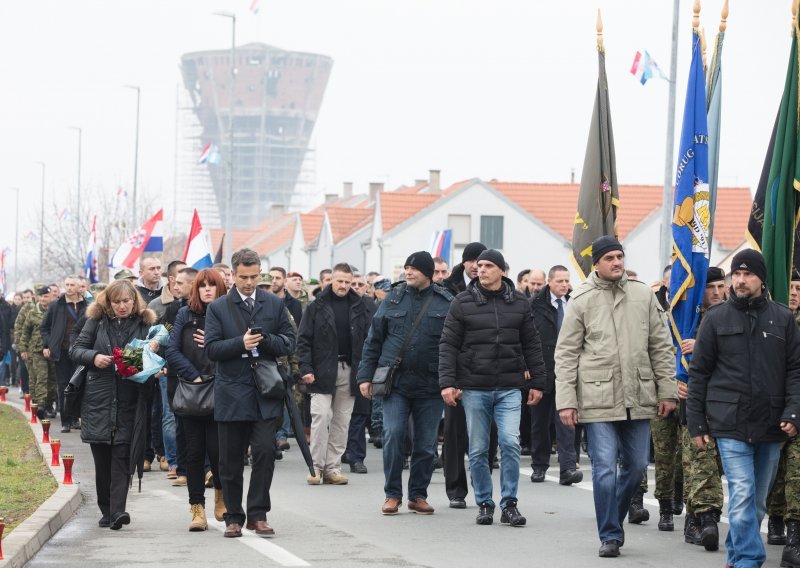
[275,408,290,440]
[584,419,651,543]
[461,389,521,509]
[381,393,443,500]
[716,437,782,568]
[371,396,383,434]
[159,376,177,468]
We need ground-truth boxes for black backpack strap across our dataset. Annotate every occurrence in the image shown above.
[392,292,435,367]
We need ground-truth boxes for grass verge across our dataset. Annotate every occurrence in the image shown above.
[0,404,58,536]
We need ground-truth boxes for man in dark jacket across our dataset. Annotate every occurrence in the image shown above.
[442,242,485,296]
[529,265,581,486]
[358,251,453,516]
[269,266,303,326]
[687,249,800,568]
[297,263,371,483]
[440,249,546,527]
[40,276,87,432]
[205,248,296,538]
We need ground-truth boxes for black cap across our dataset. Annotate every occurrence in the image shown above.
[462,242,487,263]
[476,249,506,271]
[793,268,800,282]
[404,251,435,280]
[730,249,767,283]
[706,266,725,284]
[591,235,624,265]
[35,286,51,296]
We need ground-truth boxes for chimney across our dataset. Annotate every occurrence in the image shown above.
[369,182,384,204]
[325,193,338,205]
[429,169,441,194]
[415,179,427,186]
[342,182,353,200]
[570,168,576,184]
[269,203,286,221]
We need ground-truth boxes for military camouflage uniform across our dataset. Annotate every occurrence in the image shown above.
[17,302,56,408]
[681,424,724,513]
[643,402,684,500]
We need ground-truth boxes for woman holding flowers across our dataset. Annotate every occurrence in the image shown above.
[70,279,160,531]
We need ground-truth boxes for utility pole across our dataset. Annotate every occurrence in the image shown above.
[660,0,681,274]
[125,85,141,226]
[35,162,45,279]
[215,11,236,264]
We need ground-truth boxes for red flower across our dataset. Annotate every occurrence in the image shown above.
[112,347,138,377]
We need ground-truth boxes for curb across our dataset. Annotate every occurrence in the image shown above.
[0,398,83,568]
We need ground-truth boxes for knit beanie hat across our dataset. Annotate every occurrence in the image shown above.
[706,266,725,284]
[591,235,624,265]
[730,249,766,283]
[462,242,487,263]
[404,251,435,280]
[476,249,506,271]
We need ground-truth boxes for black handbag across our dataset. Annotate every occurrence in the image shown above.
[227,292,286,401]
[62,364,87,417]
[173,375,215,416]
[372,293,435,397]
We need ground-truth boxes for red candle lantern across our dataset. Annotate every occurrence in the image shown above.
[62,454,74,484]
[30,403,38,424]
[24,393,31,412]
[50,439,61,466]
[0,385,7,402]
[41,419,51,443]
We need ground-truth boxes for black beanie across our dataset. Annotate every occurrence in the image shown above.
[591,235,624,265]
[462,242,487,263]
[793,268,800,282]
[706,266,725,284]
[476,249,506,271]
[404,251,435,280]
[730,249,767,283]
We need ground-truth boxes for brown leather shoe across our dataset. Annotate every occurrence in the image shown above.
[224,523,242,538]
[408,498,434,515]
[382,497,402,515]
[245,519,275,536]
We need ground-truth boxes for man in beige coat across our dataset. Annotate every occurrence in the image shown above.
[555,236,677,558]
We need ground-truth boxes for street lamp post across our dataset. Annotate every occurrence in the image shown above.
[214,11,236,264]
[125,85,141,226]
[68,126,82,272]
[34,162,45,280]
[12,188,20,291]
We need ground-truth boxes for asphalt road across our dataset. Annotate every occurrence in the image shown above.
[25,432,782,568]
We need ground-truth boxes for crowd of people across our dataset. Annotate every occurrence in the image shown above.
[2,236,800,567]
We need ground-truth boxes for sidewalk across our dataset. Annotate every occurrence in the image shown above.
[0,393,83,568]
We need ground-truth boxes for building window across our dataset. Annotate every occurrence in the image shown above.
[480,216,504,250]
[448,214,470,262]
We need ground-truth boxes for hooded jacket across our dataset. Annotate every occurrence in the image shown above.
[554,271,676,423]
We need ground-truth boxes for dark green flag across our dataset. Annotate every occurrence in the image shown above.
[571,47,619,280]
[762,28,800,305]
[746,114,778,252]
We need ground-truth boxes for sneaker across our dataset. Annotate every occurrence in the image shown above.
[408,498,434,515]
[307,469,322,485]
[323,472,349,485]
[500,500,526,527]
[476,502,495,525]
[350,461,368,474]
[599,540,621,558]
[449,497,467,509]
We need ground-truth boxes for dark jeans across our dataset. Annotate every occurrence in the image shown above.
[183,416,222,505]
[530,390,578,473]
[176,414,187,476]
[218,417,280,526]
[90,442,131,517]
[381,393,443,500]
[345,413,368,464]
[54,356,74,426]
[442,402,497,500]
[519,395,531,448]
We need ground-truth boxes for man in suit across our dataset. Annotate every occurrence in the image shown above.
[205,248,296,539]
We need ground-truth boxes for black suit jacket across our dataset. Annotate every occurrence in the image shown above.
[529,285,569,395]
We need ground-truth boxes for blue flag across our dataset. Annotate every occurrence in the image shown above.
[668,29,710,383]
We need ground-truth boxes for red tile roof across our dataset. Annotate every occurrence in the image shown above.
[325,207,373,243]
[393,182,428,194]
[210,227,260,254]
[488,181,750,250]
[300,213,324,246]
[381,192,440,233]
[243,215,297,257]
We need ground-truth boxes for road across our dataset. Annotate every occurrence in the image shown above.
[26,432,781,568]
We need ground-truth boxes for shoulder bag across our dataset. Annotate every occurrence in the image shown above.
[173,375,215,417]
[372,293,435,397]
[62,364,87,418]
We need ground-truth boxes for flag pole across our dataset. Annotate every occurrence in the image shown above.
[596,9,603,53]
[659,0,682,274]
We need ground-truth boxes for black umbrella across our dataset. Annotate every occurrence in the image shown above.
[284,387,315,476]
[128,378,153,492]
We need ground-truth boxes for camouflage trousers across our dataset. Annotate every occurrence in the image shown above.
[640,405,684,499]
[28,353,56,409]
[767,435,800,519]
[680,426,724,513]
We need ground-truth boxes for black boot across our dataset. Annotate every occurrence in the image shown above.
[658,499,674,531]
[770,515,787,545]
[628,489,650,524]
[782,519,800,568]
[684,512,702,545]
[672,481,684,516]
[698,510,719,551]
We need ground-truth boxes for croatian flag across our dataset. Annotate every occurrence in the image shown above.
[429,229,452,265]
[84,215,99,284]
[630,51,668,85]
[0,248,6,294]
[109,209,164,269]
[199,142,221,165]
[182,209,213,270]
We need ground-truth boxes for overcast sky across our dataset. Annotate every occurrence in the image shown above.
[0,0,791,269]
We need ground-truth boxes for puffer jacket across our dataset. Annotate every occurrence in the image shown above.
[554,271,676,423]
[439,277,546,392]
[357,282,453,399]
[69,302,157,445]
[687,289,800,443]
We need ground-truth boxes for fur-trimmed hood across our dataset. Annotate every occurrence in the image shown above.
[86,301,158,325]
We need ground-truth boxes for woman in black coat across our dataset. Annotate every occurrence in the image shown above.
[165,268,227,532]
[70,279,159,531]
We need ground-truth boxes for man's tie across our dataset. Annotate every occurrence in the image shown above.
[245,297,255,312]
[556,298,564,332]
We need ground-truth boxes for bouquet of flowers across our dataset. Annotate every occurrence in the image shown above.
[112,324,171,383]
